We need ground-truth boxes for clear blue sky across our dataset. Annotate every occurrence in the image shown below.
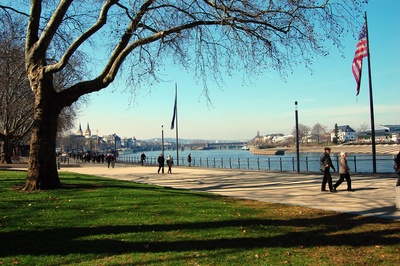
[76,0,400,141]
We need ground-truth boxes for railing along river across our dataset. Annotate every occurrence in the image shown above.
[118,151,397,173]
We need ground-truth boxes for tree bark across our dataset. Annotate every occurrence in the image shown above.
[0,136,13,164]
[23,76,62,190]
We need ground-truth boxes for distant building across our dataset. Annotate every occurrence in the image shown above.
[77,123,83,136]
[121,136,137,149]
[271,134,293,143]
[84,123,91,138]
[331,125,356,143]
[103,134,121,151]
[358,125,400,143]
[392,133,399,143]
[77,123,101,151]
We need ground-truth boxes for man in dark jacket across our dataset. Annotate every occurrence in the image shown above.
[140,152,146,166]
[395,151,400,186]
[157,153,164,174]
[319,147,336,192]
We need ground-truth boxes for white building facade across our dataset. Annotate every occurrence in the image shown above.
[331,125,356,143]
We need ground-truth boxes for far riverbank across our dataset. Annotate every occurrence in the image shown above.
[251,143,400,156]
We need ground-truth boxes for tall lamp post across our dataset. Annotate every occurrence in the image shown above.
[295,101,300,173]
[113,133,117,154]
[96,129,99,151]
[161,125,164,173]
[161,125,164,156]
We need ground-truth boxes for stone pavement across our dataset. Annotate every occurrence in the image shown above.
[60,163,400,221]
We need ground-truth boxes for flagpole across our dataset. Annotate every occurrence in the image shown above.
[365,13,377,173]
[174,83,179,166]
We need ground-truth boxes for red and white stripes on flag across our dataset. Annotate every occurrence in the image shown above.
[352,22,368,96]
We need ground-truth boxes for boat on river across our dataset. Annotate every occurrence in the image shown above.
[251,148,286,155]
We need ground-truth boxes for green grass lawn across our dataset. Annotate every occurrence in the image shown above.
[0,169,399,265]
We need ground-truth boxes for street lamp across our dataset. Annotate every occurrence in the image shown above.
[114,133,117,154]
[96,129,99,151]
[161,125,164,173]
[295,101,300,173]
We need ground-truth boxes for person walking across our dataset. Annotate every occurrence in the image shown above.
[394,150,400,175]
[187,153,192,167]
[333,151,354,192]
[140,152,146,166]
[319,147,336,192]
[157,153,164,174]
[111,154,116,168]
[166,154,173,174]
[106,153,112,168]
[395,150,400,187]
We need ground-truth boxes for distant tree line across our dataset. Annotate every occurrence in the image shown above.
[250,122,370,148]
[0,15,85,164]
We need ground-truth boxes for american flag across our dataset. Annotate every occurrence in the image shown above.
[352,22,368,96]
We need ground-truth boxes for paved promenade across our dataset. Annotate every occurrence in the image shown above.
[61,163,400,221]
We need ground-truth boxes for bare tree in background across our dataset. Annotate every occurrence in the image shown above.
[0,1,365,190]
[292,124,311,144]
[0,15,33,164]
[311,123,327,144]
[358,123,369,132]
[0,13,85,164]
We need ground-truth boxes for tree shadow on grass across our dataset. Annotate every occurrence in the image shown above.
[1,213,399,257]
[2,170,399,264]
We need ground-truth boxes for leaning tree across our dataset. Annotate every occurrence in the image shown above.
[0,0,366,190]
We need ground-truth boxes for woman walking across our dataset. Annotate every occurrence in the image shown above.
[333,151,354,192]
[166,155,173,174]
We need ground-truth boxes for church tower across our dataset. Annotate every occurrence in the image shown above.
[77,123,83,136]
[85,122,91,138]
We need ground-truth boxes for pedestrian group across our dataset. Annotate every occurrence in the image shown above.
[319,147,354,192]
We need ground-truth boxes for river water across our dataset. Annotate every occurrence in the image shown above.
[119,149,397,173]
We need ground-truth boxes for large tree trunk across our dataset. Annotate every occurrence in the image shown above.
[23,78,62,190]
[0,136,13,164]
